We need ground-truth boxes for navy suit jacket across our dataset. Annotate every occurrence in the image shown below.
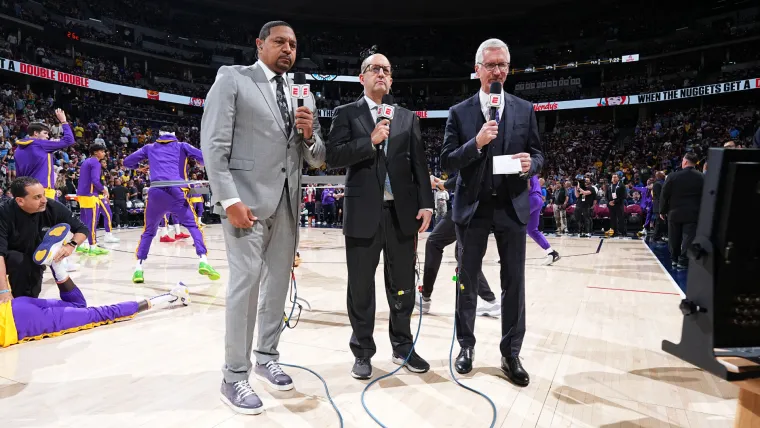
[441,93,543,225]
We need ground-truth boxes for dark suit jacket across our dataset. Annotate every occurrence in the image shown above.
[652,180,664,213]
[606,182,626,206]
[660,167,704,223]
[440,93,543,225]
[443,173,457,191]
[326,98,433,239]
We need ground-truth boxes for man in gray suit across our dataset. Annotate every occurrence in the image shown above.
[200,21,325,415]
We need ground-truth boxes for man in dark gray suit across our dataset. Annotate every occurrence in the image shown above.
[441,38,543,386]
[201,21,325,415]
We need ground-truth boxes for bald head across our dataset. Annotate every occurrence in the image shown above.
[360,53,392,103]
[361,54,390,74]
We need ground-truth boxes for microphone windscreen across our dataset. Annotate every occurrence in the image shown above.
[489,82,502,94]
[381,94,395,105]
[294,72,306,85]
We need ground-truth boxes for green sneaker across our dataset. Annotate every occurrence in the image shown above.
[76,245,90,254]
[198,262,220,280]
[132,270,144,284]
[88,246,109,256]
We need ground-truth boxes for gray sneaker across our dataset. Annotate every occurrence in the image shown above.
[351,357,372,380]
[220,380,264,415]
[415,290,431,314]
[254,361,294,391]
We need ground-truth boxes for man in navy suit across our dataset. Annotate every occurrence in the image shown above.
[441,38,543,387]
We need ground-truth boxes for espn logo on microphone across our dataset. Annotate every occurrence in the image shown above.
[291,84,310,99]
[489,93,502,108]
[378,104,395,120]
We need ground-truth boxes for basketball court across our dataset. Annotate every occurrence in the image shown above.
[0,226,737,427]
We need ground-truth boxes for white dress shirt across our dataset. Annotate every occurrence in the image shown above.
[221,62,294,210]
[259,61,293,112]
[364,95,432,212]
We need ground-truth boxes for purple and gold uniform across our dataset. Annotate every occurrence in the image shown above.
[0,287,138,348]
[76,157,107,245]
[15,123,76,198]
[184,163,205,219]
[124,134,207,260]
[97,169,113,232]
[528,175,551,251]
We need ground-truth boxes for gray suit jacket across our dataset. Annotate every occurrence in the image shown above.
[201,62,326,223]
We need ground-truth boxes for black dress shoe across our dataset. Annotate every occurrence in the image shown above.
[501,356,529,386]
[455,347,474,374]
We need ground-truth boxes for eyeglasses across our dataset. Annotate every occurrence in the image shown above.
[363,64,392,76]
[478,62,510,72]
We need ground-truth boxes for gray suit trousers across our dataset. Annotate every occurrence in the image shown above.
[222,185,295,382]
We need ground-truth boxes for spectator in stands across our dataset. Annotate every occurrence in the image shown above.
[552,181,567,236]
[660,152,704,270]
[754,127,760,148]
[0,177,88,302]
[321,185,336,226]
[606,173,626,238]
[574,176,595,237]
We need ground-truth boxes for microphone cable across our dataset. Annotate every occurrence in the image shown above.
[449,262,498,428]
[280,271,344,428]
[277,179,345,427]
[361,236,425,428]
[444,118,499,427]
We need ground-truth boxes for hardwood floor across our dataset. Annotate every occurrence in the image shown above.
[0,227,738,427]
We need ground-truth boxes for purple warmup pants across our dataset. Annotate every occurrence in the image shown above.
[79,205,99,245]
[11,286,139,342]
[80,198,113,245]
[528,195,551,250]
[194,202,204,218]
[136,187,207,260]
[160,214,177,228]
[97,198,113,233]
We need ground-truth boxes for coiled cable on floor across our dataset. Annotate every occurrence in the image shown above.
[281,266,344,427]
[360,291,425,428]
[448,267,497,428]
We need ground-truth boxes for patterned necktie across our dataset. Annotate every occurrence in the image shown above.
[274,75,292,137]
[495,109,500,124]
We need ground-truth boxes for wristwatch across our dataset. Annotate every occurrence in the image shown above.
[67,241,78,248]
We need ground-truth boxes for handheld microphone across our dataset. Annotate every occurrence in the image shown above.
[292,72,310,136]
[488,82,502,122]
[377,94,395,152]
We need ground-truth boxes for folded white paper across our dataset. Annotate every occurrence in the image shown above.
[493,155,522,175]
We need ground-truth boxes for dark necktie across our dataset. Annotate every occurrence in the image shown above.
[495,109,500,124]
[273,75,292,137]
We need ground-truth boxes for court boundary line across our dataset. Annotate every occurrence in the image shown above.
[640,240,686,298]
[586,286,681,296]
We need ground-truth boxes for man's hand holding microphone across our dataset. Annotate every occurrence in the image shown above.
[475,81,533,173]
[293,72,314,141]
[372,120,390,146]
[372,95,395,149]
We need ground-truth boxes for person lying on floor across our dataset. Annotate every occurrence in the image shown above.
[0,223,190,347]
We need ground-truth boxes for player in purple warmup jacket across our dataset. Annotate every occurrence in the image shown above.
[14,109,75,199]
[124,127,217,284]
[528,175,560,265]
